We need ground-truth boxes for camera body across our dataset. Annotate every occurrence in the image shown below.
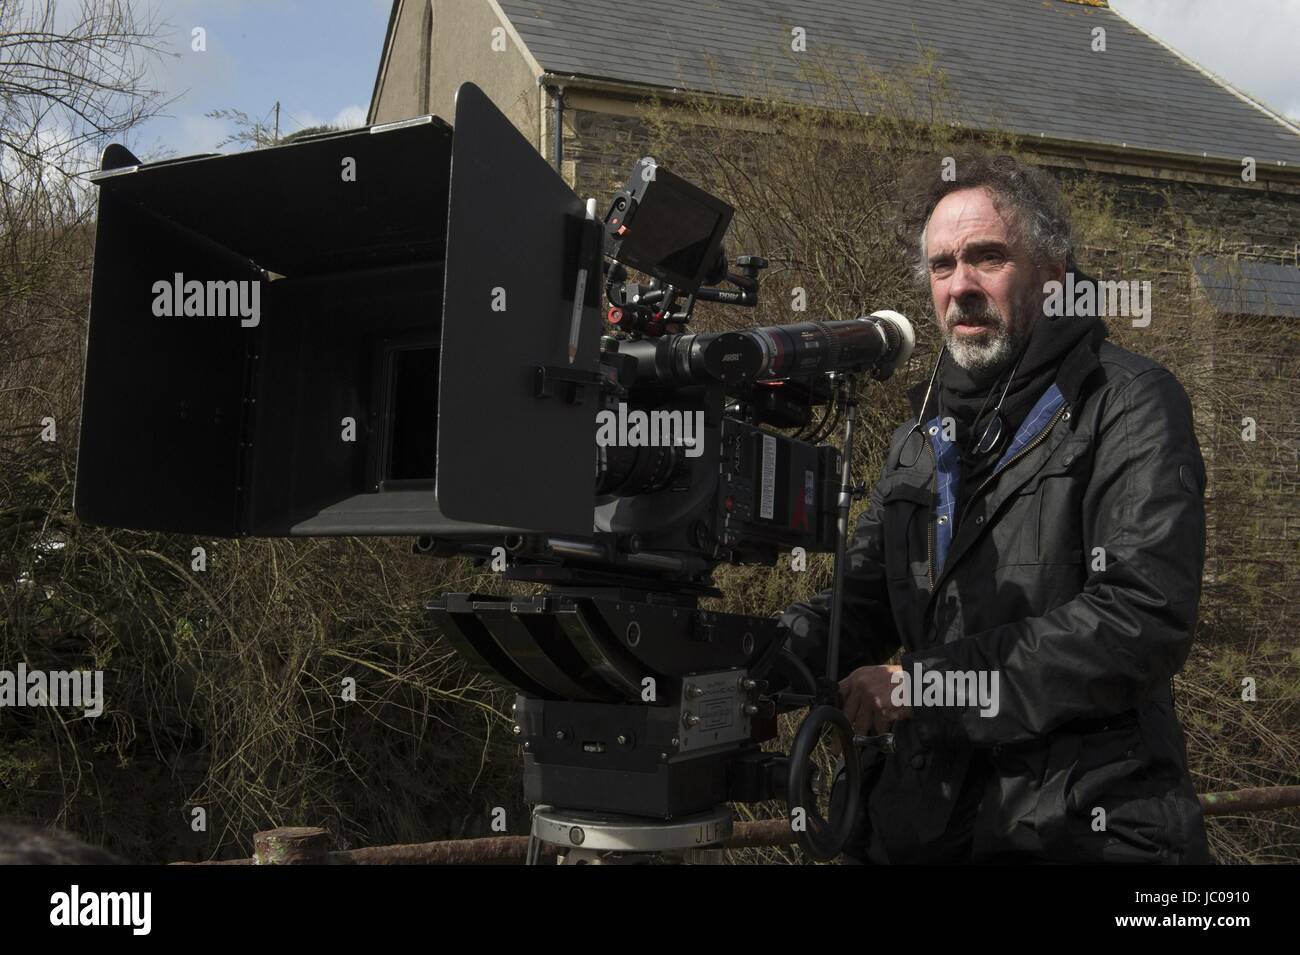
[76,82,908,850]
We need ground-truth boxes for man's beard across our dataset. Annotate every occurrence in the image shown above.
[940,292,1034,378]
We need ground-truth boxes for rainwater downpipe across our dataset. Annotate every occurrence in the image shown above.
[546,84,564,172]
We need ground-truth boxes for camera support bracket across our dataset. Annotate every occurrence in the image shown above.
[534,364,603,405]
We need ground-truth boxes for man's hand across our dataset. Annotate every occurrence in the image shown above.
[839,664,911,736]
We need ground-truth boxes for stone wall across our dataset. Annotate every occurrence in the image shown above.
[1060,169,1300,640]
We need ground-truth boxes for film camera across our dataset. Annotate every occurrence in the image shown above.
[75,82,914,863]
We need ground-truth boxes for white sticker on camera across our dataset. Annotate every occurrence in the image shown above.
[761,434,777,520]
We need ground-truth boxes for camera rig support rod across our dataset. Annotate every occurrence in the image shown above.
[825,373,862,688]
[783,373,873,862]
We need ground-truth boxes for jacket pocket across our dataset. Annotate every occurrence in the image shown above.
[1032,438,1091,564]
[880,482,931,582]
[1034,476,1086,566]
[1036,717,1175,862]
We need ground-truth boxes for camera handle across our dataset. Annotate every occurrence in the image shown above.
[787,705,861,861]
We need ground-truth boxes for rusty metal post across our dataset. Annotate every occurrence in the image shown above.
[178,785,1300,865]
[346,835,555,865]
[728,819,796,848]
[253,827,333,864]
[1199,786,1300,816]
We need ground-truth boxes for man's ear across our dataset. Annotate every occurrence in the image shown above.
[1041,260,1066,285]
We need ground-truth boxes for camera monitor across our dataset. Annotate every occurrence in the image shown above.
[75,82,602,539]
[602,159,733,294]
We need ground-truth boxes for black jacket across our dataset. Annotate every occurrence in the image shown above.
[781,335,1211,864]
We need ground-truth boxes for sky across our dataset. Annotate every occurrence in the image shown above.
[1110,0,1300,122]
[125,0,1298,161]
[130,0,393,159]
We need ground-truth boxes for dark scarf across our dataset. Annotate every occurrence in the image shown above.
[905,273,1111,455]
[939,311,1101,464]
[902,276,1110,530]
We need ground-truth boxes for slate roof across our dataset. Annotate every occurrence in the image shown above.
[493,0,1300,166]
[1193,256,1300,318]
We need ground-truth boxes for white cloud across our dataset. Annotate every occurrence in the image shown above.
[138,107,336,158]
[162,113,234,157]
[284,104,367,133]
[287,110,326,132]
[332,104,367,129]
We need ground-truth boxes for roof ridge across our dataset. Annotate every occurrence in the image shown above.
[1107,4,1300,147]
[481,1,1300,168]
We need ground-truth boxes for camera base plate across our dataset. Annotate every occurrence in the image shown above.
[526,805,731,865]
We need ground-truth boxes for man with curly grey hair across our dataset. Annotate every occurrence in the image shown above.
[782,151,1210,864]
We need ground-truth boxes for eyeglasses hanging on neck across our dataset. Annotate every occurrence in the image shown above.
[959,341,1029,463]
[897,346,946,469]
[897,336,1029,470]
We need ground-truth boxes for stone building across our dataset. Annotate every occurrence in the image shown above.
[368,0,1300,635]
[368,0,1300,227]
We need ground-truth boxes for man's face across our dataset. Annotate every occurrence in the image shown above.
[924,187,1053,376]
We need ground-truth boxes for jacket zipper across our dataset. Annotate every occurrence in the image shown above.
[958,404,1070,530]
[925,404,1069,639]
[925,438,937,590]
